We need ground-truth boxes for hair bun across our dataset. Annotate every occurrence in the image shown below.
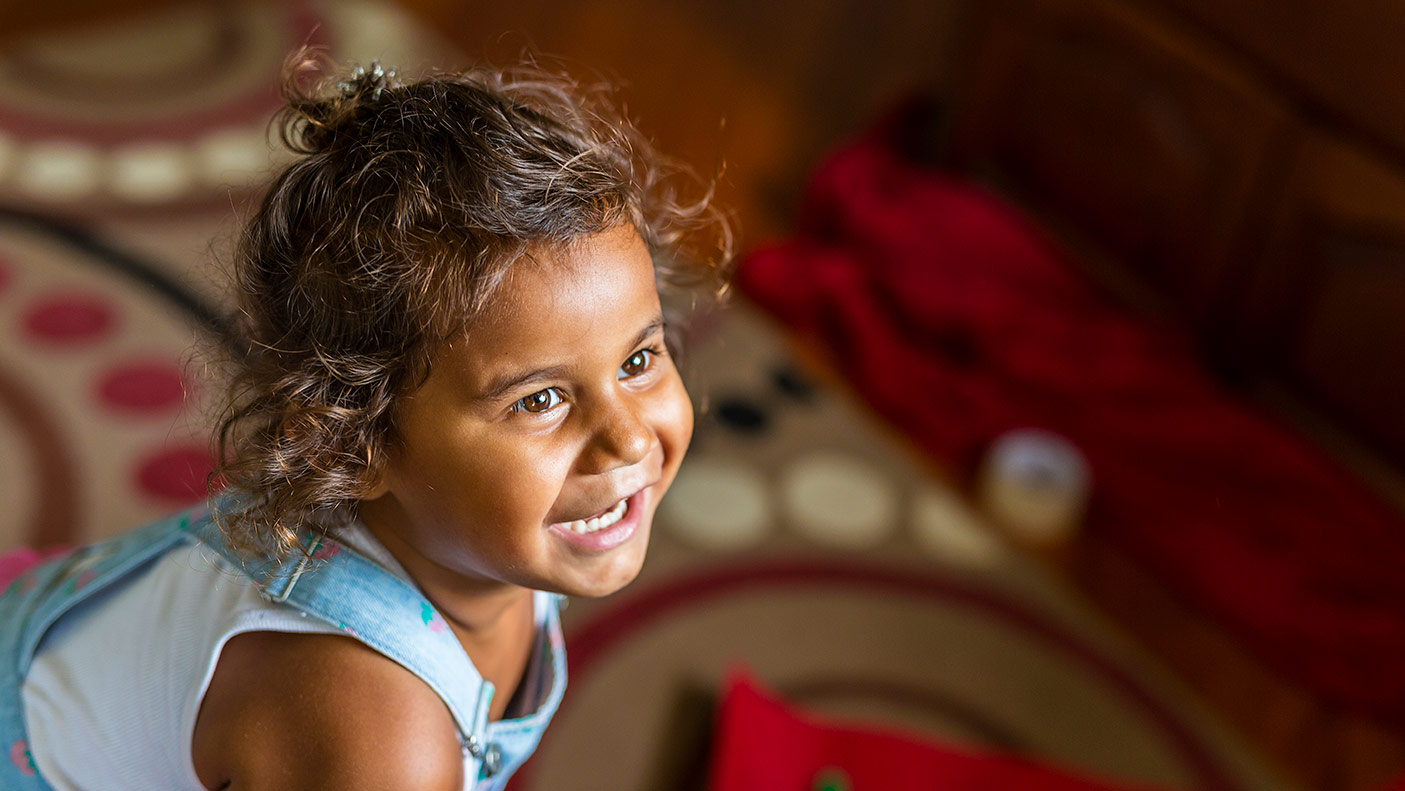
[277,48,399,155]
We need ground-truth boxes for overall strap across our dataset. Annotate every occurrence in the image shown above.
[0,503,508,786]
[1,509,198,790]
[184,513,496,770]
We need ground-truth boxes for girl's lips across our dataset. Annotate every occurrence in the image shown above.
[547,488,648,552]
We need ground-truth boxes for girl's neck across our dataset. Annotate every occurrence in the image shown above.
[355,511,538,720]
[354,505,533,639]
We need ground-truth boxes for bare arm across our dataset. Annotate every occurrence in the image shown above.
[192,631,464,791]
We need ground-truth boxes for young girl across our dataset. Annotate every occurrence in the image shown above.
[0,51,731,790]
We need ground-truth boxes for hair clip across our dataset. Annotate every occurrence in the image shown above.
[336,60,398,102]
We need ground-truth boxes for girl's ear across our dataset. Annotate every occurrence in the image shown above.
[362,474,390,500]
[361,450,390,500]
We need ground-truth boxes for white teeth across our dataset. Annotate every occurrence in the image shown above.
[565,498,628,534]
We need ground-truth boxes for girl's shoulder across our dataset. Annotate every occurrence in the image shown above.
[192,629,464,790]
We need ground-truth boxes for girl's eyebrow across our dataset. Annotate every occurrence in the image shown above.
[475,315,665,403]
[476,364,573,403]
[627,316,666,353]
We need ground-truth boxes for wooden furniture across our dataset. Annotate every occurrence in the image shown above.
[948,1,1405,788]
[949,0,1405,479]
[1244,133,1405,468]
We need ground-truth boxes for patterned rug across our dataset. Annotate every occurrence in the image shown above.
[0,3,1289,789]
[0,0,456,550]
[0,208,222,548]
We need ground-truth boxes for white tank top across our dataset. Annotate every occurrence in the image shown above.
[19,522,554,790]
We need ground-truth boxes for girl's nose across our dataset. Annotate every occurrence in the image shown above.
[580,396,655,474]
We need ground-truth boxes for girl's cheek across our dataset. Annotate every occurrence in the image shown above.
[661,375,694,455]
[680,388,695,445]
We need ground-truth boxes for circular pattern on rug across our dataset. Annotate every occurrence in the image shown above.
[13,140,102,201]
[516,560,1252,791]
[108,142,194,203]
[777,675,1026,750]
[660,457,772,551]
[95,359,189,414]
[910,484,1006,568]
[21,291,117,345]
[713,396,770,435]
[0,2,324,209]
[780,451,898,547]
[0,364,75,549]
[0,211,224,549]
[135,444,217,503]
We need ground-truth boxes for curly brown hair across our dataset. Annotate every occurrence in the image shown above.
[212,49,732,559]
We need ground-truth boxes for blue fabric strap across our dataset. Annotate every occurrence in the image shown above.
[183,514,493,762]
[0,503,563,787]
[1,511,194,790]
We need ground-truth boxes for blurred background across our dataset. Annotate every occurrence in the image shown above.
[0,1,1402,789]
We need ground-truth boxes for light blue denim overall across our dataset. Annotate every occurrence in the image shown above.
[0,504,566,790]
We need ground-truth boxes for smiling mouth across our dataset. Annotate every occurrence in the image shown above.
[559,497,629,535]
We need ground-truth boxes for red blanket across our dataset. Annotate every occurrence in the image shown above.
[738,114,1405,723]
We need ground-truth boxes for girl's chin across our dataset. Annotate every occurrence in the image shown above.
[542,489,654,596]
[554,528,651,599]
[562,567,644,599]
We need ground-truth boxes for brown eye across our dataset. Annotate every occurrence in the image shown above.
[512,388,562,414]
[619,350,652,379]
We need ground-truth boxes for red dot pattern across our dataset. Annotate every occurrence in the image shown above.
[96,360,188,414]
[135,445,215,504]
[5,271,213,520]
[22,293,116,345]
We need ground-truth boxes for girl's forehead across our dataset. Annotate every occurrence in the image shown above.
[477,228,653,323]
[431,226,660,381]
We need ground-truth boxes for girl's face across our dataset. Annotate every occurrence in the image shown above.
[359,225,692,598]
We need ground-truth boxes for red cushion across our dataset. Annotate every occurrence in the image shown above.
[708,670,1161,791]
